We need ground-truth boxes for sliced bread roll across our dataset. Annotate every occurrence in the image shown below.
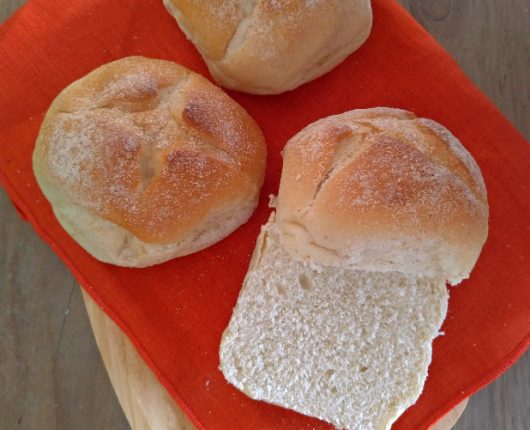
[220,108,488,430]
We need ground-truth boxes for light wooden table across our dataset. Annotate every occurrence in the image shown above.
[1,1,529,429]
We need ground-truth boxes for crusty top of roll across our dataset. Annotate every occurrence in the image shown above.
[164,0,372,94]
[276,108,488,284]
[33,56,266,267]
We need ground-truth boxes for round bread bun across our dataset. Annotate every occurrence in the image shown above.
[276,108,488,285]
[33,56,267,267]
[163,0,372,95]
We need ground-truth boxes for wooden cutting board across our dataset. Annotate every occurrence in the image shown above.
[82,290,467,430]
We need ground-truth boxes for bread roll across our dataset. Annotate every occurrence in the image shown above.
[220,108,488,429]
[277,107,488,285]
[33,56,266,267]
[163,0,373,94]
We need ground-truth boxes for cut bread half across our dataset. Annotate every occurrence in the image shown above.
[220,108,488,429]
[220,215,448,430]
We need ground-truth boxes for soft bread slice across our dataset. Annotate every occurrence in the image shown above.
[220,216,448,430]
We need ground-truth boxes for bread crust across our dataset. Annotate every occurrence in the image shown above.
[276,108,488,284]
[33,56,266,267]
[164,0,373,94]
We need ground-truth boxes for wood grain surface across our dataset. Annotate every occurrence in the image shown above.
[83,289,468,430]
[83,291,196,430]
[1,1,529,429]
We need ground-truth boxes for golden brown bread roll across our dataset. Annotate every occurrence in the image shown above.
[276,107,488,284]
[163,0,373,94]
[33,56,267,267]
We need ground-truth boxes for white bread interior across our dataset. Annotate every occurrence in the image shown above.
[220,216,448,430]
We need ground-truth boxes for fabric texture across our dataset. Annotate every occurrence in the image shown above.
[1,0,529,428]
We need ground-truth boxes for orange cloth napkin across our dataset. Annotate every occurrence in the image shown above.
[1,1,529,428]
